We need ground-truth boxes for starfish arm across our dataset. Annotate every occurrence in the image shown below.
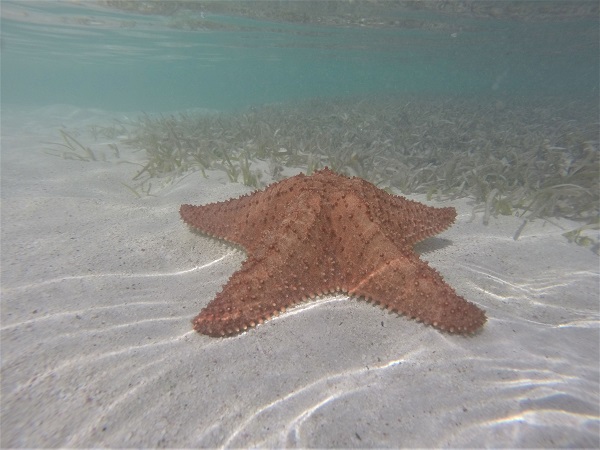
[193,192,344,336]
[348,254,486,334]
[387,202,457,247]
[180,173,313,251]
[192,246,339,336]
[357,179,457,246]
[180,197,264,249]
[192,257,294,336]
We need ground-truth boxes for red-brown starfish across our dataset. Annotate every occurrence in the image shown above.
[180,168,486,337]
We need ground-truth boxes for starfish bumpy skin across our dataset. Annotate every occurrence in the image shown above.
[180,168,486,337]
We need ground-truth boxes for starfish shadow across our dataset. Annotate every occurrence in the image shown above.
[414,237,454,255]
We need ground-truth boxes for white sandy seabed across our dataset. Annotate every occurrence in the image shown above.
[1,105,599,448]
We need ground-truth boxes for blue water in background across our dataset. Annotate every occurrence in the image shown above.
[2,3,599,448]
[1,1,598,112]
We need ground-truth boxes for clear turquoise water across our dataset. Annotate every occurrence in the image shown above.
[2,1,598,111]
[2,3,599,448]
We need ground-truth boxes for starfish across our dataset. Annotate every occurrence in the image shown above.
[180,168,486,337]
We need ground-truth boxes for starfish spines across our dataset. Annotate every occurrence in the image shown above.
[181,168,486,337]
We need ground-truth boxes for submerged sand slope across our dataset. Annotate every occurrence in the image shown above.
[1,105,598,448]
